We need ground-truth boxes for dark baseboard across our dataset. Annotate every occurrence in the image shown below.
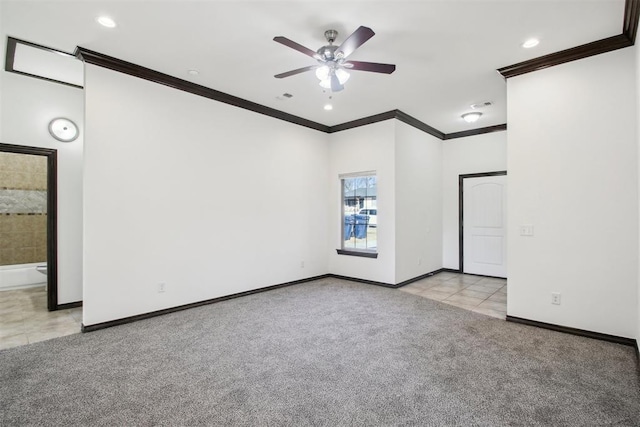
[82,274,330,332]
[506,316,637,347]
[330,268,447,289]
[395,269,445,287]
[328,274,397,288]
[441,268,462,274]
[56,301,82,310]
[81,269,457,332]
[458,272,506,280]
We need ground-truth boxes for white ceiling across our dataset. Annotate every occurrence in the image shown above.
[1,0,626,133]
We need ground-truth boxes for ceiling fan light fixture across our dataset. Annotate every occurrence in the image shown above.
[462,112,482,123]
[335,68,350,85]
[315,66,330,81]
[319,78,331,89]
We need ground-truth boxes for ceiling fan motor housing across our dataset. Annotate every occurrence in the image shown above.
[324,29,338,43]
[318,44,340,62]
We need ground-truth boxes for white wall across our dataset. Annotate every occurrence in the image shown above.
[0,72,84,304]
[442,132,507,270]
[507,48,638,338]
[83,64,329,326]
[395,121,443,282]
[327,120,396,284]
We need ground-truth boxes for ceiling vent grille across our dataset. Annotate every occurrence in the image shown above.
[470,101,492,109]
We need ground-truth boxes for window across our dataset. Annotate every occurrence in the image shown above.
[339,173,377,257]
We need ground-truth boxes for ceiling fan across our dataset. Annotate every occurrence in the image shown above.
[273,26,396,92]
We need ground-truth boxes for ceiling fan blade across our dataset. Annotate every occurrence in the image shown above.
[331,74,343,92]
[344,61,396,74]
[274,65,319,79]
[336,26,375,59]
[273,36,320,59]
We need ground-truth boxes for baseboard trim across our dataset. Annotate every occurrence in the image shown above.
[56,301,82,310]
[506,316,637,347]
[328,274,397,288]
[82,274,330,332]
[81,269,459,332]
[395,269,445,287]
[330,268,446,289]
[460,272,506,280]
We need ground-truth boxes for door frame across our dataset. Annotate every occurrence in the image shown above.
[0,142,60,311]
[458,170,507,274]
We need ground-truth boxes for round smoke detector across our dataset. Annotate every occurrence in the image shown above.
[48,118,79,142]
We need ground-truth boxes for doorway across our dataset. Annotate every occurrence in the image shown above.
[459,171,507,278]
[0,143,58,310]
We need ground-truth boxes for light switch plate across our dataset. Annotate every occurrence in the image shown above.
[520,225,534,236]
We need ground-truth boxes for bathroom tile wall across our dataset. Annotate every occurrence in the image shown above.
[0,152,47,266]
[0,152,47,190]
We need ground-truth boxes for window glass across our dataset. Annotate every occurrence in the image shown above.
[342,174,377,252]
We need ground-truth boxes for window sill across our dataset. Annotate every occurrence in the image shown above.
[336,249,378,259]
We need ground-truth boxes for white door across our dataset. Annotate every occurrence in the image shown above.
[463,175,507,277]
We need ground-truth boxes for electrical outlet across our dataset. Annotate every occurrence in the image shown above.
[158,283,166,293]
[418,258,422,266]
[300,261,305,268]
[551,292,561,305]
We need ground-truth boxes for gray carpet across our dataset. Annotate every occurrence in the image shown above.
[1,278,639,426]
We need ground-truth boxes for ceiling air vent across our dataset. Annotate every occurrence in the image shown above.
[470,101,492,109]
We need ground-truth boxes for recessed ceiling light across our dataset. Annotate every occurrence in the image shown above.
[461,112,482,123]
[522,38,539,48]
[96,16,117,28]
[187,69,199,76]
[324,104,333,111]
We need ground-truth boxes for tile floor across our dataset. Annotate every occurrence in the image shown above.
[399,272,507,319]
[0,286,82,350]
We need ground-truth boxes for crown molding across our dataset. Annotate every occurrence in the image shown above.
[10,1,638,139]
[328,110,397,133]
[329,110,503,140]
[498,0,640,78]
[497,34,631,78]
[445,124,508,140]
[75,47,330,133]
[395,110,446,139]
[75,46,505,140]
[624,0,640,43]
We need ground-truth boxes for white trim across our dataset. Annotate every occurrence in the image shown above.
[339,170,376,179]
